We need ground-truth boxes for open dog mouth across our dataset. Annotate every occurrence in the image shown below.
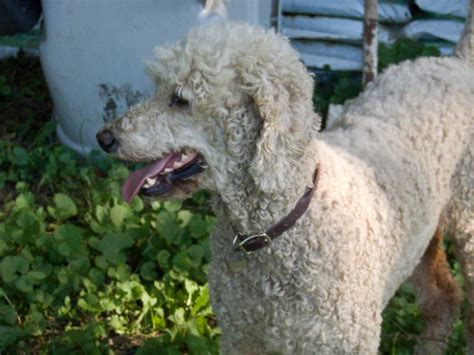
[122,149,207,202]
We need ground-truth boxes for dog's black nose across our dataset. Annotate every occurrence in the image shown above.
[96,129,117,153]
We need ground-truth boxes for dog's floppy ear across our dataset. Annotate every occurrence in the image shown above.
[235,32,321,193]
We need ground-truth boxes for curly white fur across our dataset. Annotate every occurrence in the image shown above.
[98,7,474,353]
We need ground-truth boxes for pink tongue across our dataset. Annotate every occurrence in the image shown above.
[122,152,180,203]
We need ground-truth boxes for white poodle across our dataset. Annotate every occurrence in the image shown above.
[96,2,474,353]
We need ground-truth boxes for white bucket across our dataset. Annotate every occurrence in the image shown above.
[39,0,272,154]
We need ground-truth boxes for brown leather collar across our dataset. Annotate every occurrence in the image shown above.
[233,164,321,254]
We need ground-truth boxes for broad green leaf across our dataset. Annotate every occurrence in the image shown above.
[177,210,192,226]
[187,245,204,266]
[15,193,34,209]
[54,224,87,259]
[25,271,46,283]
[88,268,105,285]
[157,250,170,268]
[185,333,209,355]
[140,261,157,281]
[130,197,144,212]
[156,211,181,244]
[8,147,29,166]
[107,264,130,282]
[90,233,134,265]
[188,214,213,239]
[0,305,17,325]
[163,201,182,212]
[48,193,77,220]
[1,256,29,284]
[110,205,130,228]
[0,325,24,349]
[95,205,108,224]
[15,277,33,293]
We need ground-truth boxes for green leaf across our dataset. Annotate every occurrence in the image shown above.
[163,201,182,212]
[177,210,192,226]
[1,256,29,284]
[90,233,134,265]
[48,193,77,220]
[107,264,130,282]
[25,271,46,283]
[140,261,157,281]
[0,325,24,349]
[15,277,33,293]
[157,250,170,268]
[188,215,213,239]
[94,256,108,271]
[110,204,130,228]
[88,268,105,285]
[187,245,203,266]
[168,307,185,326]
[0,305,17,326]
[191,285,210,316]
[184,279,199,300]
[95,205,108,224]
[130,197,144,212]
[185,334,209,355]
[15,193,34,209]
[25,310,46,334]
[54,224,86,259]
[8,147,29,166]
[156,211,181,244]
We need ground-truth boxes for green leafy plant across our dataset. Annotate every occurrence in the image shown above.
[0,130,219,352]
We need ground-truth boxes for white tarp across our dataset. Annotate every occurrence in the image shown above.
[282,0,411,23]
[402,19,464,43]
[282,16,396,44]
[291,40,363,71]
[415,0,468,18]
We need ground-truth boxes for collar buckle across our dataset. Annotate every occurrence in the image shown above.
[233,232,272,255]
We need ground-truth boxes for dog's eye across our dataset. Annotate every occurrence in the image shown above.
[170,92,189,108]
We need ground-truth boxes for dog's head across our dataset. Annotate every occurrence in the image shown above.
[97,22,320,203]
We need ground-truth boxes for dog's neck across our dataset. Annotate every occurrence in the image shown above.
[216,140,320,239]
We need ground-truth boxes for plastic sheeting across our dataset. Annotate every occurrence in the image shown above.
[291,40,363,71]
[281,0,466,71]
[282,16,396,44]
[415,0,468,18]
[282,0,411,23]
[402,19,464,43]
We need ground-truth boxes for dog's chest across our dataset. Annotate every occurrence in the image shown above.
[207,225,338,336]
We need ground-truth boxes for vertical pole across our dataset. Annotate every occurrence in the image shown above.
[362,0,378,86]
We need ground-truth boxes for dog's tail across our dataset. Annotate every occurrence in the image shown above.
[455,0,474,64]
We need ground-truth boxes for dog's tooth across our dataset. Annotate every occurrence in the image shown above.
[164,168,173,173]
[144,177,156,188]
